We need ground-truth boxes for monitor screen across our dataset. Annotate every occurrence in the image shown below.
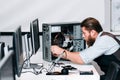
[0,50,15,80]
[30,19,40,54]
[0,42,5,60]
[13,26,24,77]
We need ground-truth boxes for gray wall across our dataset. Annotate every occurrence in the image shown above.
[0,0,105,32]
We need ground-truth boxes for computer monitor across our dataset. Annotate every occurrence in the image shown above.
[23,19,41,69]
[13,26,24,77]
[0,50,16,80]
[30,18,40,54]
[0,42,5,60]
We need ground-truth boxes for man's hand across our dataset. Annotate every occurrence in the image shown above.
[51,45,65,57]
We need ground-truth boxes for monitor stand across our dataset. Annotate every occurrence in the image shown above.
[23,62,42,69]
[23,34,42,69]
[23,47,43,69]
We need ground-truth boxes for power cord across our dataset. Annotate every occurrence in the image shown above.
[22,66,48,75]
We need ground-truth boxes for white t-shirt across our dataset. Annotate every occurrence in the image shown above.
[80,32,120,64]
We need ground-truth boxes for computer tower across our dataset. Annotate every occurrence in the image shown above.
[42,22,86,62]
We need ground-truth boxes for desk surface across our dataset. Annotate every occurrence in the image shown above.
[17,62,100,80]
[17,51,100,80]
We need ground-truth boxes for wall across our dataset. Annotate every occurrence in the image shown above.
[0,0,105,32]
[0,0,120,46]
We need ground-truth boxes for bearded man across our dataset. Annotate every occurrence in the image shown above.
[51,17,120,79]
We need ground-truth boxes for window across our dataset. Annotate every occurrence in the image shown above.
[111,0,120,32]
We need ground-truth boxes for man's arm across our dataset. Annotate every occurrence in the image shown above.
[51,45,84,64]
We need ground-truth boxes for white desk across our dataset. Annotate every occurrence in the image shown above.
[17,61,100,80]
[17,51,100,80]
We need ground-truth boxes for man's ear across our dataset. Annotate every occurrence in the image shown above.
[90,30,96,37]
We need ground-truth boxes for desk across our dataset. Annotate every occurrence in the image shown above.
[17,61,100,80]
[17,51,100,80]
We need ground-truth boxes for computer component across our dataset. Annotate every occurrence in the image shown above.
[42,22,86,62]
[46,68,69,75]
[80,70,93,75]
[13,26,24,77]
[62,65,77,70]
[30,18,40,55]
[23,18,41,69]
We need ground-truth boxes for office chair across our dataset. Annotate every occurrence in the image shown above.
[104,61,120,80]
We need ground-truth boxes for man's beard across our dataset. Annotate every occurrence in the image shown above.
[86,36,95,47]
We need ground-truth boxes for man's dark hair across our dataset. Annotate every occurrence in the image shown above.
[81,17,103,33]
